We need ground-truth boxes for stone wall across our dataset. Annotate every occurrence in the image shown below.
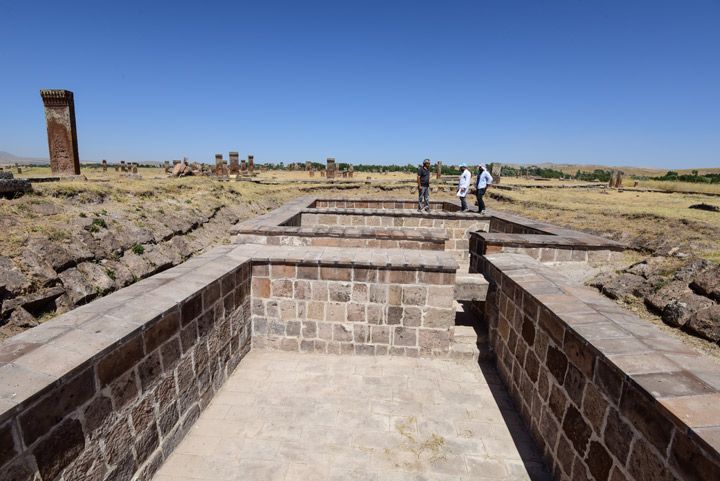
[476,252,720,481]
[313,199,458,211]
[250,261,457,357]
[232,225,446,250]
[301,209,489,261]
[471,233,625,264]
[0,248,252,481]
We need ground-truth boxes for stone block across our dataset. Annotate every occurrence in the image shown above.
[402,286,427,306]
[333,324,353,342]
[366,304,384,324]
[251,278,271,298]
[311,281,329,301]
[418,329,450,351]
[297,265,319,280]
[422,307,454,328]
[394,327,417,346]
[321,266,351,281]
[271,279,293,298]
[271,263,296,279]
[347,303,366,323]
[402,306,422,327]
[33,418,85,481]
[20,366,95,445]
[329,282,351,302]
[369,284,387,304]
[561,405,592,455]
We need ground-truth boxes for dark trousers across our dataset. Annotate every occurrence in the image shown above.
[476,188,486,212]
[460,196,468,211]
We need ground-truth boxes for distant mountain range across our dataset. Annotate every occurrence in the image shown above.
[0,151,48,165]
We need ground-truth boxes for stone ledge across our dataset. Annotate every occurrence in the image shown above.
[302,207,491,220]
[472,232,625,250]
[231,224,448,242]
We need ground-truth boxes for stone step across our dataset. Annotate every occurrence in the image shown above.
[453,325,479,345]
[449,342,479,362]
[454,274,489,301]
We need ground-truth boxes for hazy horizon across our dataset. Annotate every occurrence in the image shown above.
[2,1,719,168]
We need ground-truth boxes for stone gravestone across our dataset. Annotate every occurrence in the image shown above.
[306,161,311,174]
[309,169,315,177]
[248,155,254,173]
[114,166,119,172]
[101,160,107,172]
[342,171,347,178]
[491,163,502,184]
[326,158,336,179]
[320,170,326,177]
[229,152,240,175]
[120,161,127,172]
[241,159,248,176]
[214,154,223,176]
[40,89,81,176]
[348,165,353,178]
[164,161,170,173]
[131,163,138,174]
[436,161,442,180]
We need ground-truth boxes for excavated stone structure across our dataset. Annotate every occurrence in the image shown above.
[40,89,81,176]
[0,197,718,481]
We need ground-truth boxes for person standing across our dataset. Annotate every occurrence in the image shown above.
[475,163,494,213]
[456,163,471,211]
[417,159,431,212]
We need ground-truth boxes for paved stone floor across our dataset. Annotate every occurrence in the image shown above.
[154,351,550,481]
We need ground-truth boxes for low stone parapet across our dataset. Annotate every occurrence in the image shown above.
[471,232,625,263]
[301,207,489,261]
[0,247,253,481]
[231,224,446,250]
[480,253,720,481]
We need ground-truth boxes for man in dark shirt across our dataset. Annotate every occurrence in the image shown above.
[417,159,431,212]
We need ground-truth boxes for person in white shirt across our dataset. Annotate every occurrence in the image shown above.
[456,163,472,211]
[475,164,494,213]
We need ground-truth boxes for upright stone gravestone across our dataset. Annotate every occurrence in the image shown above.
[131,163,138,174]
[229,152,240,175]
[120,161,127,172]
[326,158,336,179]
[40,89,81,176]
[348,164,353,178]
[436,161,442,180]
[248,154,254,173]
[164,160,170,173]
[490,163,502,184]
[101,159,107,172]
[214,154,223,176]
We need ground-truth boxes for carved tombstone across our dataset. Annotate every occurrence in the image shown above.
[306,161,311,172]
[101,159,107,172]
[248,155,255,173]
[241,159,248,175]
[164,160,170,173]
[120,161,127,172]
[214,154,223,176]
[436,161,442,180]
[348,164,353,178]
[326,158,336,179]
[490,163,502,184]
[229,152,240,175]
[40,90,81,175]
[131,163,138,174]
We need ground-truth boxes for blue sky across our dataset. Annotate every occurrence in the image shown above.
[1,0,718,168]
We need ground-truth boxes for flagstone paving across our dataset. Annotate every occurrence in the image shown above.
[153,350,551,481]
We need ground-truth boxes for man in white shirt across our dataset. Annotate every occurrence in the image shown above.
[456,163,472,212]
[475,164,494,213]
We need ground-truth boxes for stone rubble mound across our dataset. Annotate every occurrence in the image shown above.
[0,171,31,197]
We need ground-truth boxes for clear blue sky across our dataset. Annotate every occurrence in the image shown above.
[1,0,718,168]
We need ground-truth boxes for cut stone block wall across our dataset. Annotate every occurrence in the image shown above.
[313,199,458,211]
[470,233,624,264]
[250,262,457,357]
[301,210,489,261]
[0,248,252,481]
[235,233,444,250]
[477,253,720,481]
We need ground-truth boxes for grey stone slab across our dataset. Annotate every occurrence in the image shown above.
[153,351,549,481]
